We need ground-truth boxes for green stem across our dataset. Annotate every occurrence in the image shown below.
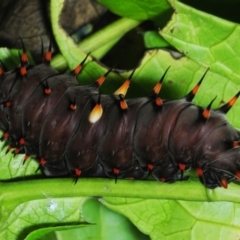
[51,18,141,70]
[1,178,240,217]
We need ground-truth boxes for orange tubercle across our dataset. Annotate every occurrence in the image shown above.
[196,168,203,176]
[5,101,11,107]
[44,88,51,95]
[14,148,20,155]
[221,179,228,189]
[113,168,119,175]
[20,66,27,76]
[179,163,186,171]
[147,164,153,171]
[70,103,77,111]
[21,52,28,63]
[40,158,47,166]
[235,171,240,179]
[155,97,163,107]
[202,108,210,119]
[45,51,52,62]
[75,168,82,176]
[19,138,25,145]
[120,99,128,110]
[3,132,9,139]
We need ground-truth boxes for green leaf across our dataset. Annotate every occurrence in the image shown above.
[0,197,88,239]
[161,0,240,83]
[103,198,240,240]
[97,0,171,23]
[143,31,170,49]
[51,18,141,70]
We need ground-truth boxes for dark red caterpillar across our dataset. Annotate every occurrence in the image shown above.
[1,44,240,189]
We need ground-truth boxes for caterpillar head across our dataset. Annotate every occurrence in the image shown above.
[194,123,240,188]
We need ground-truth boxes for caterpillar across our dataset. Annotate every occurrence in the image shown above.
[1,43,240,189]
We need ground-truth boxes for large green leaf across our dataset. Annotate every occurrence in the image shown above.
[161,0,240,83]
[103,198,240,240]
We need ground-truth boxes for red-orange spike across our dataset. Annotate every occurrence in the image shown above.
[160,178,166,182]
[19,138,25,145]
[21,52,28,64]
[3,132,9,139]
[0,66,4,76]
[72,52,91,75]
[5,101,11,108]
[40,158,47,166]
[196,168,203,176]
[221,178,228,189]
[202,96,217,120]
[202,108,210,119]
[155,97,163,107]
[95,67,113,87]
[152,66,170,95]
[44,88,51,95]
[218,91,240,114]
[185,68,210,102]
[179,163,186,171]
[44,80,51,95]
[75,168,82,177]
[20,66,27,76]
[119,94,128,110]
[70,99,77,111]
[14,148,20,155]
[44,41,52,63]
[235,171,240,179]
[147,164,154,171]
[113,168,119,184]
[233,141,240,148]
[73,64,82,75]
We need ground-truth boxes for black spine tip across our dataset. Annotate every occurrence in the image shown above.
[74,177,79,185]
[218,91,240,114]
[35,165,41,173]
[185,67,210,102]
[115,174,118,184]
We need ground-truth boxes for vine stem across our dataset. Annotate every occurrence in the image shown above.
[0,178,240,219]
